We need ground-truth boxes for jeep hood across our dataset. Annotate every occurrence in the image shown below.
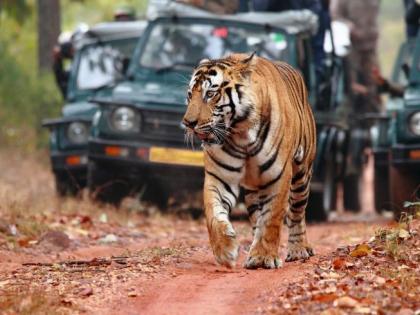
[62,101,98,119]
[111,80,187,107]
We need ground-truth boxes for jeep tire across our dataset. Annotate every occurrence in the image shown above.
[373,158,390,213]
[343,173,362,212]
[389,164,420,220]
[54,171,82,197]
[307,154,337,222]
[87,160,130,206]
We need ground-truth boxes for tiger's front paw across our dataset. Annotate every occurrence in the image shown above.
[285,244,314,262]
[209,219,239,268]
[244,254,282,269]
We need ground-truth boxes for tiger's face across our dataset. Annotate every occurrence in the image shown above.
[182,54,256,145]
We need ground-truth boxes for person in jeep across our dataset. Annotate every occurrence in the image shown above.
[53,33,74,98]
[176,0,239,14]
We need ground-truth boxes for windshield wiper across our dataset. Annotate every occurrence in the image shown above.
[155,62,196,74]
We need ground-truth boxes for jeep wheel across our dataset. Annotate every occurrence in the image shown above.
[323,154,338,213]
[87,161,130,206]
[139,181,170,210]
[54,172,82,197]
[307,192,328,222]
[343,173,362,212]
[389,165,420,220]
[373,158,390,213]
[307,152,337,222]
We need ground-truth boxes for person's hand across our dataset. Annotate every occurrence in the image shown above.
[52,45,61,61]
[176,0,204,6]
[352,82,369,96]
[350,28,363,42]
[371,66,386,85]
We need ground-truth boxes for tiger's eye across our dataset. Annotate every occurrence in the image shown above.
[206,91,215,98]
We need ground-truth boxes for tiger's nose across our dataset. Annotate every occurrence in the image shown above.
[182,119,198,129]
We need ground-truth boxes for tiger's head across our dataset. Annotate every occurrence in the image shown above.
[182,53,257,145]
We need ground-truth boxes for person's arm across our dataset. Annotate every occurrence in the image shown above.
[372,67,405,98]
[330,0,354,29]
[406,0,420,24]
[302,0,322,13]
[204,0,238,13]
[177,0,238,14]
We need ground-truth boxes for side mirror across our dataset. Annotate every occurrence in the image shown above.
[122,57,131,75]
[402,63,410,80]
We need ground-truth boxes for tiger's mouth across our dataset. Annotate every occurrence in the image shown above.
[186,122,228,145]
[195,131,217,144]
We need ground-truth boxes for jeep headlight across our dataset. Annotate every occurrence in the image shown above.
[67,122,89,144]
[111,107,139,132]
[409,112,420,136]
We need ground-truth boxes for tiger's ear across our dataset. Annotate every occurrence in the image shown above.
[239,52,257,78]
[199,58,211,65]
[241,52,257,66]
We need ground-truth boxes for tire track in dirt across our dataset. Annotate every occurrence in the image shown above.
[111,222,386,315]
[122,256,315,315]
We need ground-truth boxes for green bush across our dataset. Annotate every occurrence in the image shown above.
[0,38,61,150]
[0,0,148,150]
[0,4,61,150]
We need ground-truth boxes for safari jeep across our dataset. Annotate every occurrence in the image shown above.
[42,21,146,196]
[88,10,356,221]
[372,34,420,218]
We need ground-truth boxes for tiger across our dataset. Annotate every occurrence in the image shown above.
[182,53,316,269]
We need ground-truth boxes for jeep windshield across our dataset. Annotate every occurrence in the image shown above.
[76,37,138,90]
[139,19,290,71]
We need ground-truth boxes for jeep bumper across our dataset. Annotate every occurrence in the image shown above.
[88,138,204,187]
[391,144,420,166]
[50,150,88,172]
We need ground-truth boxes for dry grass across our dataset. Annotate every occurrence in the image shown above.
[0,149,153,240]
[0,289,73,315]
[374,212,417,261]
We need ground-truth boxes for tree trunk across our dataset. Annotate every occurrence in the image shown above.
[37,0,61,71]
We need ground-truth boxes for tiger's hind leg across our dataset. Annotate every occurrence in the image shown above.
[285,166,314,262]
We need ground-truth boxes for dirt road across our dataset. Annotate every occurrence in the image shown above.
[117,221,387,315]
[1,149,417,315]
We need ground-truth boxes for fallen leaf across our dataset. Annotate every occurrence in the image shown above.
[398,229,410,239]
[334,296,359,308]
[312,293,338,303]
[60,299,73,307]
[332,258,346,270]
[98,234,118,244]
[350,244,371,258]
[320,308,345,315]
[396,308,415,315]
[354,307,372,314]
[9,225,18,236]
[374,276,386,285]
[79,287,93,297]
[99,213,108,224]
[17,237,33,247]
[321,271,340,279]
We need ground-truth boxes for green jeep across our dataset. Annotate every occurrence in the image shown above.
[42,21,146,196]
[372,33,420,217]
[88,12,357,220]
